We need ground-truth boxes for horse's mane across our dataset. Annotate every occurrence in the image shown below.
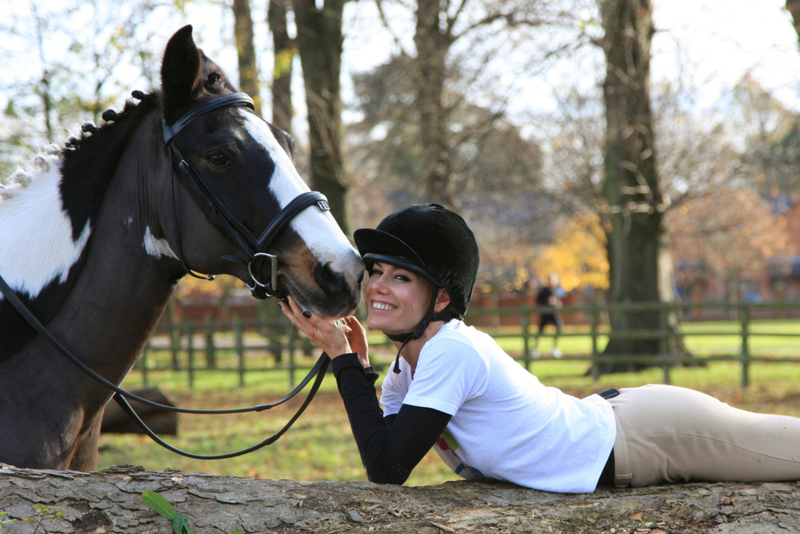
[59,92,161,240]
[1,92,162,237]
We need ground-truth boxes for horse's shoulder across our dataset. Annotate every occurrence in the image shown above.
[0,299,38,361]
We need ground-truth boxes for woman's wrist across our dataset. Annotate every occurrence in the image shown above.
[328,346,352,359]
[330,353,364,377]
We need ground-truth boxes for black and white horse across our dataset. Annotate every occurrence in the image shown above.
[0,26,363,470]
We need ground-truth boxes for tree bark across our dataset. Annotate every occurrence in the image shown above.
[787,0,800,46]
[268,0,294,135]
[598,0,688,373]
[414,0,454,206]
[3,464,800,533]
[291,0,352,235]
[232,0,262,116]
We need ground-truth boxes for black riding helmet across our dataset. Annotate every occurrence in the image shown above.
[354,204,480,371]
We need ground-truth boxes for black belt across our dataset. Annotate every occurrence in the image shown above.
[597,387,620,486]
[598,388,620,400]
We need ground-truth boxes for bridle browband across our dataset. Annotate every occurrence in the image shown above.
[0,92,336,459]
[163,92,331,299]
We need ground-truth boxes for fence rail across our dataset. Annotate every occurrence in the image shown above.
[138,314,317,389]
[135,301,800,389]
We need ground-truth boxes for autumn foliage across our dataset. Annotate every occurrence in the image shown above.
[531,213,609,292]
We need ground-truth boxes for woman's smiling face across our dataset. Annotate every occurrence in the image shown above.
[364,262,434,335]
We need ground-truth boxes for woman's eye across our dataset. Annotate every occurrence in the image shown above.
[369,268,382,277]
[209,153,229,167]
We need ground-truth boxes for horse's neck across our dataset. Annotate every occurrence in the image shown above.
[72,116,182,379]
[30,112,181,386]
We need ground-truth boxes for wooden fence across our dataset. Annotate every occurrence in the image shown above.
[467,300,800,387]
[137,314,318,389]
[135,300,800,389]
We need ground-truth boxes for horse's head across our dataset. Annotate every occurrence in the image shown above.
[158,26,363,318]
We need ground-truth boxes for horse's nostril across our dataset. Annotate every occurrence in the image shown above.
[315,262,347,294]
[314,262,361,311]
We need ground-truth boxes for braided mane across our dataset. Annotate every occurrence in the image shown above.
[1,92,162,236]
[59,92,161,240]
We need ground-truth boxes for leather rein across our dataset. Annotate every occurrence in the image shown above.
[0,93,334,460]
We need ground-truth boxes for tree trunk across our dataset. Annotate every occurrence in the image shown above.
[598,0,688,373]
[414,0,454,207]
[268,0,294,134]
[2,464,800,533]
[231,0,261,116]
[32,12,53,141]
[292,0,352,235]
[787,0,800,45]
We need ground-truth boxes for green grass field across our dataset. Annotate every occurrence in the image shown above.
[98,318,800,487]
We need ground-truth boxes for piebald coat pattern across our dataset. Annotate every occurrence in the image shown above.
[0,25,363,471]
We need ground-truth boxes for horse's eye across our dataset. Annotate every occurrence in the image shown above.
[208,153,229,167]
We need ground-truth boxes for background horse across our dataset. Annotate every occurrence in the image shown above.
[0,26,363,470]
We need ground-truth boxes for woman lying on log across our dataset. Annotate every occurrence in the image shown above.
[281,204,800,493]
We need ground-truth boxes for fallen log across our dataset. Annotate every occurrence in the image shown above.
[1,463,799,533]
[101,387,178,435]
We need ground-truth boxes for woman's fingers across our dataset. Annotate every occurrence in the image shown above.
[280,297,351,356]
[278,300,299,325]
[284,295,304,317]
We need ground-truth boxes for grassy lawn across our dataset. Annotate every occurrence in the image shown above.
[99,318,800,487]
[99,374,461,486]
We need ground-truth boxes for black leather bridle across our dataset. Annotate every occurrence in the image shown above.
[0,92,334,459]
[163,92,330,299]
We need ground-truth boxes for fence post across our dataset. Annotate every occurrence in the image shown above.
[140,347,149,387]
[204,313,216,369]
[185,317,195,390]
[167,301,180,370]
[741,304,750,388]
[590,304,599,381]
[660,304,670,385]
[522,307,530,371]
[288,325,297,388]
[235,314,245,387]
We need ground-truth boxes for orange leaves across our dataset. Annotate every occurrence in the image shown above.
[531,213,609,291]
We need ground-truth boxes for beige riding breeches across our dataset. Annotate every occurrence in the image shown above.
[607,384,800,487]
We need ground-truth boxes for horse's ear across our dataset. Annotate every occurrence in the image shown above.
[270,125,296,161]
[161,25,203,124]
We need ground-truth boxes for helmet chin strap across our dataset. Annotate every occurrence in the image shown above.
[385,287,460,374]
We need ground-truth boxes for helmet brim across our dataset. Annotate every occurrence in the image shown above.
[354,228,439,285]
[361,253,439,286]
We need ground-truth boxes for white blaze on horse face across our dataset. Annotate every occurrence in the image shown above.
[0,156,91,299]
[239,111,364,276]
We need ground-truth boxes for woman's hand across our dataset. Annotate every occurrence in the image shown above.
[341,316,370,368]
[279,296,359,360]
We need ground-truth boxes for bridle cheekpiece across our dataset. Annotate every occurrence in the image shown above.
[162,92,330,298]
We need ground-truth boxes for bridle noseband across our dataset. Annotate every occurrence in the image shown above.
[163,92,330,299]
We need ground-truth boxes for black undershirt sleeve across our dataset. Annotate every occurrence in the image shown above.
[331,353,451,484]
